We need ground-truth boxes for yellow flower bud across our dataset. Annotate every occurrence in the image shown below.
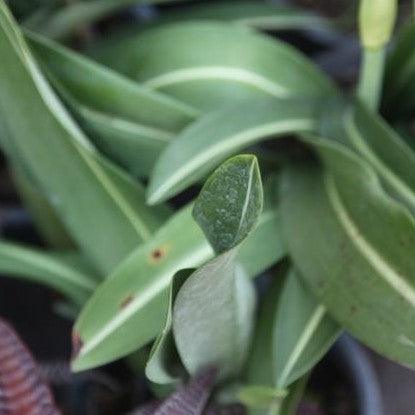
[359,0,398,49]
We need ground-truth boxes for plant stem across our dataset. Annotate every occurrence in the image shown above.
[357,47,386,111]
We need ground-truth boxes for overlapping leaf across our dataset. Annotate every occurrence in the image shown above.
[281,139,415,367]
[147,98,320,204]
[92,22,335,111]
[0,241,96,306]
[0,1,168,273]
[72,193,283,371]
[172,156,261,381]
[246,268,339,390]
[27,31,196,177]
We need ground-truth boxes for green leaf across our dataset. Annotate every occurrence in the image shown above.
[172,155,263,380]
[147,98,320,204]
[0,1,168,273]
[27,31,197,132]
[274,270,340,388]
[193,155,263,254]
[26,30,197,177]
[173,250,256,380]
[0,241,96,306]
[30,0,195,40]
[92,21,335,111]
[281,139,415,368]
[246,268,339,389]
[239,385,287,410]
[334,102,415,213]
[72,198,283,371]
[11,166,74,249]
[145,269,192,385]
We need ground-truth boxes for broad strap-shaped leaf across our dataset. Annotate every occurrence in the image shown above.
[0,241,96,306]
[144,1,331,33]
[0,1,167,272]
[273,271,340,388]
[333,102,415,213]
[147,98,319,204]
[92,22,335,111]
[281,139,415,367]
[246,268,339,389]
[72,199,283,371]
[27,31,197,132]
[145,269,192,385]
[193,155,263,254]
[27,31,196,178]
[11,166,74,249]
[0,318,62,415]
[153,366,217,415]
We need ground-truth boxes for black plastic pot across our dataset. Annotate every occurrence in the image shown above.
[334,335,383,415]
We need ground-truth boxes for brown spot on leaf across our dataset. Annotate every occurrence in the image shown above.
[71,331,84,360]
[149,245,169,264]
[349,305,358,316]
[120,295,134,309]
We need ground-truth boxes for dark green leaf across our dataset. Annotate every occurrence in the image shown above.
[193,155,263,254]
[281,140,415,368]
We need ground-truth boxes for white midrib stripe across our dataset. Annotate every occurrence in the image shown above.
[277,305,326,388]
[150,118,314,203]
[325,174,415,307]
[0,244,95,291]
[234,160,255,246]
[144,66,290,97]
[6,22,153,240]
[345,114,415,210]
[78,243,213,357]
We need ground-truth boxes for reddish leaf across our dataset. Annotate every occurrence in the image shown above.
[0,318,62,415]
[154,367,217,415]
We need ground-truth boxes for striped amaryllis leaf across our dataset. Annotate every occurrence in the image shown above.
[91,22,335,112]
[72,195,284,372]
[340,102,415,213]
[0,1,169,273]
[0,241,96,307]
[281,139,415,368]
[246,268,339,390]
[26,31,196,178]
[147,98,320,204]
[0,318,62,415]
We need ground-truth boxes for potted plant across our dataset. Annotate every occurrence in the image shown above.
[0,0,413,413]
